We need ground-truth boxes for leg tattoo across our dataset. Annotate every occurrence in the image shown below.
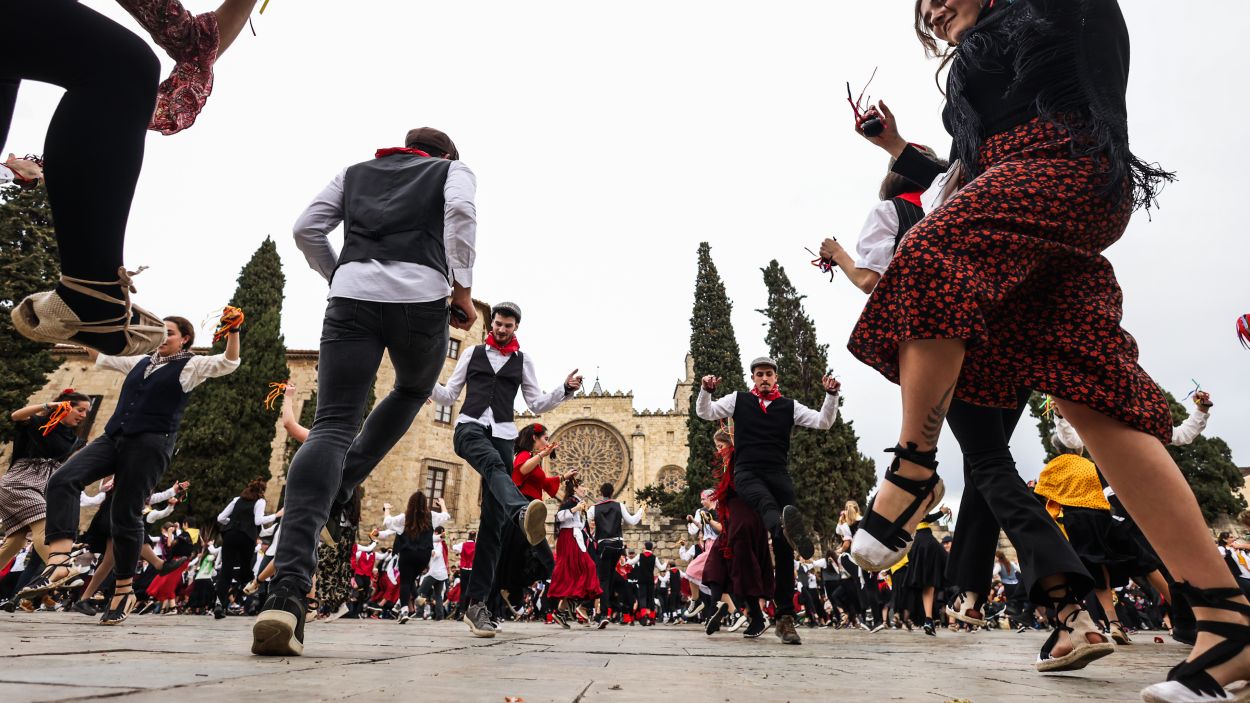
[920,382,956,447]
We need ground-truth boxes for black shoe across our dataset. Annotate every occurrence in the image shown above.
[325,500,348,544]
[775,614,802,645]
[596,617,609,630]
[252,585,307,656]
[705,602,728,636]
[744,616,770,639]
[99,588,136,626]
[781,505,815,560]
[213,604,226,620]
[923,619,936,637]
[0,599,16,613]
[554,609,570,629]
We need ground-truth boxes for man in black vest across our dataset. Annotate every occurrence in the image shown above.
[34,315,240,626]
[696,356,840,645]
[255,127,477,657]
[430,301,582,637]
[634,541,659,625]
[588,481,645,627]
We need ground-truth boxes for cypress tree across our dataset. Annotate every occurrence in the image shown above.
[0,186,62,444]
[171,238,290,529]
[760,260,876,544]
[637,243,746,516]
[1026,391,1062,461]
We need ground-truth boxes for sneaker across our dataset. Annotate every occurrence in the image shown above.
[705,602,729,636]
[71,599,97,616]
[744,616,770,639]
[780,505,815,560]
[684,601,705,618]
[923,619,936,637]
[725,612,746,633]
[464,603,497,638]
[517,500,548,546]
[490,617,504,632]
[252,585,307,657]
[0,599,16,613]
[870,622,887,634]
[397,607,411,625]
[554,609,570,629]
[1016,624,1029,634]
[213,605,226,620]
[775,614,802,645]
[596,617,610,630]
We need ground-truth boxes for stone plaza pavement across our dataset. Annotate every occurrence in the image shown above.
[0,612,1182,702]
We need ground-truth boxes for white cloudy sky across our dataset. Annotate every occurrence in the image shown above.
[8,1,1248,507]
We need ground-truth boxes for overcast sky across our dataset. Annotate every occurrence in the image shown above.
[7,1,1248,508]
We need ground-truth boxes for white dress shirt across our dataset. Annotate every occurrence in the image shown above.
[217,497,280,528]
[429,536,449,580]
[378,510,451,538]
[853,200,901,275]
[292,161,476,302]
[1053,411,1208,454]
[431,344,571,441]
[694,388,840,429]
[96,352,240,393]
[586,502,643,528]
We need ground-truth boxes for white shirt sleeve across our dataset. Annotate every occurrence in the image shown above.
[812,558,829,569]
[208,544,221,557]
[259,523,277,538]
[586,505,595,523]
[80,491,107,507]
[452,542,465,554]
[357,541,377,553]
[793,392,840,430]
[626,554,640,567]
[853,201,901,275]
[218,497,239,525]
[96,353,145,375]
[431,351,472,407]
[255,498,279,526]
[622,505,643,526]
[1053,415,1086,453]
[695,388,736,421]
[145,504,174,523]
[431,511,451,529]
[292,169,346,283]
[687,520,698,536]
[180,354,241,392]
[836,523,853,542]
[679,544,696,561]
[520,354,571,414]
[378,529,397,538]
[444,162,476,288]
[383,512,405,533]
[149,486,177,504]
[1170,411,1209,446]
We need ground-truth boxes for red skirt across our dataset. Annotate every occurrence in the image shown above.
[547,529,602,600]
[700,495,774,599]
[848,117,1171,442]
[146,561,190,601]
[377,574,400,602]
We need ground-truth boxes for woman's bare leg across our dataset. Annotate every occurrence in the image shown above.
[141,543,164,570]
[82,542,115,600]
[1059,400,1250,685]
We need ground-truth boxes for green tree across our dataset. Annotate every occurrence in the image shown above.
[758,260,876,545]
[0,186,62,443]
[171,238,290,530]
[636,243,747,516]
[1026,391,1062,461]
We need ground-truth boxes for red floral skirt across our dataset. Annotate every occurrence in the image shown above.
[848,117,1171,442]
[146,560,189,601]
[548,529,602,600]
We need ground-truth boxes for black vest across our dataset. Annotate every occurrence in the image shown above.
[225,497,259,541]
[891,197,925,251]
[731,391,795,470]
[460,345,524,423]
[340,154,451,277]
[104,357,193,437]
[593,500,624,542]
[638,551,656,575]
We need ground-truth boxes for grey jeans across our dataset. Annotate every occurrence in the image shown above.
[274,297,448,593]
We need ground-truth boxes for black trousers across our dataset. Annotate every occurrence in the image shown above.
[596,542,624,616]
[944,393,1093,604]
[455,423,529,603]
[45,432,173,580]
[733,465,797,616]
[454,568,472,611]
[215,531,255,608]
[637,577,655,615]
[397,543,431,608]
[275,298,447,594]
[417,576,447,620]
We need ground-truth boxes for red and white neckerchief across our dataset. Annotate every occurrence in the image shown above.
[485,334,520,356]
[750,385,783,413]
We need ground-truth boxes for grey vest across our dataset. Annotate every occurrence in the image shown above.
[339,154,451,278]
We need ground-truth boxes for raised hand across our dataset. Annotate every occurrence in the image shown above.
[821,374,841,395]
[701,375,722,392]
[855,101,908,157]
[565,370,584,392]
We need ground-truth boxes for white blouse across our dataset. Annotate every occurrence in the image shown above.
[556,507,588,553]
[852,200,902,275]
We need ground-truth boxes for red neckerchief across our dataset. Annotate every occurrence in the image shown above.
[485,334,520,356]
[374,147,431,159]
[896,191,924,208]
[750,385,782,412]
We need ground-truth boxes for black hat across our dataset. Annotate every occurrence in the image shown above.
[404,127,459,160]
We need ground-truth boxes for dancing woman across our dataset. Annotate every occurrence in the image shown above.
[547,478,602,628]
[379,492,450,624]
[2,0,259,356]
[848,2,1250,699]
[24,314,239,625]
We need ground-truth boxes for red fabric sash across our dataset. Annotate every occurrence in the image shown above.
[896,191,924,208]
[750,386,782,413]
[486,334,520,356]
[374,147,431,159]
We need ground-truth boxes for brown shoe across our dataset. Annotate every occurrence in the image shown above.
[11,268,164,355]
[775,614,802,645]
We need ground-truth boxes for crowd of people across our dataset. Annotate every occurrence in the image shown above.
[1,0,1244,701]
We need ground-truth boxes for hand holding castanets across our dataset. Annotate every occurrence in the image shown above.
[701,375,722,392]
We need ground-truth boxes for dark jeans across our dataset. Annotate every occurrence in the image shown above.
[417,576,447,620]
[216,530,255,608]
[455,422,530,603]
[944,393,1093,605]
[45,432,173,579]
[733,465,797,616]
[275,297,448,594]
[596,542,624,617]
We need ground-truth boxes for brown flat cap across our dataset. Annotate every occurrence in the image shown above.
[405,127,459,160]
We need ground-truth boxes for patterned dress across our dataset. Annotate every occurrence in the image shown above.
[0,419,82,538]
[115,0,220,134]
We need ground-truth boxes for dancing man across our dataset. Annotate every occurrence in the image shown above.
[589,482,645,628]
[695,356,840,645]
[430,301,583,637]
[253,126,476,656]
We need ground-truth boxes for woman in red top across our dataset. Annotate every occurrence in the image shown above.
[512,424,576,501]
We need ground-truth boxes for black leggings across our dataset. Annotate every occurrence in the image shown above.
[397,543,431,607]
[216,531,255,608]
[0,0,158,284]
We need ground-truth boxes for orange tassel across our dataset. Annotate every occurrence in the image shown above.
[212,306,246,343]
[264,381,288,410]
[38,402,71,436]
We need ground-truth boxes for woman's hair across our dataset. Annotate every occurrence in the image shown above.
[913,0,959,92]
[844,500,863,523]
[995,550,1007,561]
[515,423,547,453]
[880,144,947,200]
[54,389,91,405]
[1219,531,1233,544]
[712,429,733,447]
[240,478,268,501]
[163,316,196,351]
[403,490,432,538]
[561,475,581,502]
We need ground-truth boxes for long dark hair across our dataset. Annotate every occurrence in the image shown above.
[54,389,91,405]
[913,0,960,93]
[515,423,548,454]
[240,478,268,501]
[403,490,431,538]
[880,144,946,200]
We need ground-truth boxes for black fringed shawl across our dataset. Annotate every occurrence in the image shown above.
[943,0,1174,210]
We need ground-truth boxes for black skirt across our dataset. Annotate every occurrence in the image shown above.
[904,528,947,590]
[1062,506,1136,589]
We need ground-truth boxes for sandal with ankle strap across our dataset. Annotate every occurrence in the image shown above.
[1036,583,1115,672]
[15,550,84,601]
[1110,619,1134,645]
[11,266,165,355]
[1141,583,1250,702]
[99,585,137,626]
[850,443,944,571]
